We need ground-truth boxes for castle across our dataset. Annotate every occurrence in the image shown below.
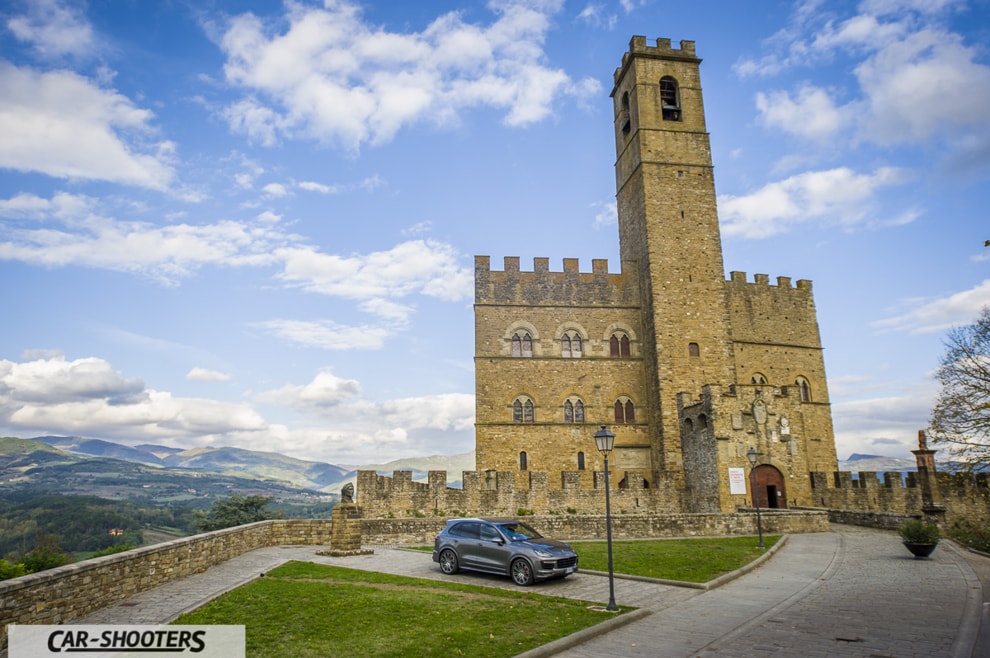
[472,36,839,514]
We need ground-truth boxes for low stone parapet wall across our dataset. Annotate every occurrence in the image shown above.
[0,519,332,651]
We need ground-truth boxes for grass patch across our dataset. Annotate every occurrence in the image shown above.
[175,561,623,657]
[575,535,778,582]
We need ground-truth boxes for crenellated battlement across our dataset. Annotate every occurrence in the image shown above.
[614,36,698,83]
[728,271,813,291]
[474,255,641,306]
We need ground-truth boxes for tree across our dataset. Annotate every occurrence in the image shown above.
[20,531,72,573]
[929,307,990,471]
[196,495,281,532]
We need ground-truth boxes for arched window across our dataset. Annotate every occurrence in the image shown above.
[513,397,535,423]
[577,451,586,470]
[751,373,768,385]
[688,342,700,357]
[561,331,583,358]
[563,398,585,423]
[660,76,681,121]
[520,451,528,471]
[795,377,812,402]
[511,331,534,357]
[614,397,636,423]
[609,333,631,358]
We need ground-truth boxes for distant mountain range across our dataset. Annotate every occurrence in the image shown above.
[1,434,924,507]
[0,435,476,504]
[838,453,918,473]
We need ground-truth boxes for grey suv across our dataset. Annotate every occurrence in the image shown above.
[432,518,579,585]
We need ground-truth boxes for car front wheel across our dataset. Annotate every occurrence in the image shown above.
[438,548,459,575]
[510,558,534,586]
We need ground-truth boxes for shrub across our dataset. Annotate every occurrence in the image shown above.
[948,519,990,553]
[92,544,137,557]
[0,559,27,581]
[899,519,941,544]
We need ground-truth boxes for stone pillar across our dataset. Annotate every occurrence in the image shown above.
[912,430,946,524]
[318,503,373,557]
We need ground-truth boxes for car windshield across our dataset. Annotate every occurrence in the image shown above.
[497,521,542,542]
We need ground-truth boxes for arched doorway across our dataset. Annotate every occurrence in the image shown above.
[753,464,787,509]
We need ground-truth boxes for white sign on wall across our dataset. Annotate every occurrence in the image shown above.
[728,467,747,495]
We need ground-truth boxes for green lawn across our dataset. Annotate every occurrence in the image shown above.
[574,535,778,582]
[177,536,777,656]
[175,561,626,658]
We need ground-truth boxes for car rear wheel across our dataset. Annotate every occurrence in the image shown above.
[438,548,459,575]
[510,558,534,586]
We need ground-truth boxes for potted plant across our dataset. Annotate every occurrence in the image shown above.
[899,519,941,558]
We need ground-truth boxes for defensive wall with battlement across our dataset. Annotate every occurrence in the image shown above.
[357,468,990,531]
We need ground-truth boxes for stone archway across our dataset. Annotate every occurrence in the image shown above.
[754,464,787,509]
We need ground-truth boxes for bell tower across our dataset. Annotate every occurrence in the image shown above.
[611,37,736,475]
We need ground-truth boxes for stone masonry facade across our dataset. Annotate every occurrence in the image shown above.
[468,36,838,517]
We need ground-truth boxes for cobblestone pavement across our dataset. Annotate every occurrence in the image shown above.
[71,525,988,657]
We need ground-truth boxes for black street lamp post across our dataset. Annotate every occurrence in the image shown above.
[746,446,765,549]
[594,424,619,611]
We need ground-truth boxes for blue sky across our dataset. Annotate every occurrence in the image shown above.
[1,0,988,466]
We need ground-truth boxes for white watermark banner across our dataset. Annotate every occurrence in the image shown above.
[8,625,244,657]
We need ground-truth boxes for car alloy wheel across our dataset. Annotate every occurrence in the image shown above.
[510,558,534,586]
[439,548,459,574]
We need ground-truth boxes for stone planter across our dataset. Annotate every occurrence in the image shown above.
[903,541,938,559]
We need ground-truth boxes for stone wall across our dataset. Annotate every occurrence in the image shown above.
[357,469,686,519]
[0,519,332,651]
[359,510,829,544]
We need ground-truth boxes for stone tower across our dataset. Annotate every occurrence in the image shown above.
[610,37,736,480]
[472,36,839,515]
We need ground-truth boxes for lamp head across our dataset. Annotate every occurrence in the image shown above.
[746,446,758,466]
[594,424,615,456]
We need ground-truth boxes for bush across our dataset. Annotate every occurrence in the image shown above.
[948,519,990,553]
[0,559,27,581]
[91,544,137,557]
[899,519,941,544]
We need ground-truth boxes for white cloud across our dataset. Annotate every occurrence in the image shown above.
[0,354,474,464]
[187,367,231,382]
[739,2,990,164]
[872,279,990,334]
[832,387,935,459]
[262,182,289,197]
[0,63,176,189]
[217,0,600,151]
[256,369,363,409]
[0,354,266,441]
[0,196,290,284]
[6,0,96,59]
[854,28,990,147]
[719,166,910,238]
[253,319,394,350]
[298,180,334,194]
[755,84,846,141]
[592,200,617,229]
[276,239,472,303]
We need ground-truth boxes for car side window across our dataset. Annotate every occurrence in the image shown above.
[449,522,479,539]
[479,524,502,542]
